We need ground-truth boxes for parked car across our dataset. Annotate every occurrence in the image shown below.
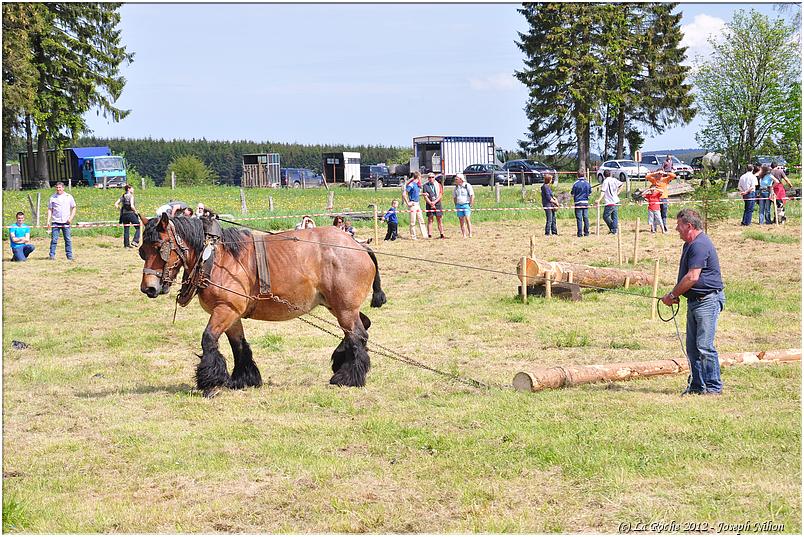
[503,159,560,184]
[690,155,704,174]
[639,154,694,180]
[462,163,512,186]
[596,159,651,183]
[280,168,324,188]
[358,164,401,188]
[753,155,788,174]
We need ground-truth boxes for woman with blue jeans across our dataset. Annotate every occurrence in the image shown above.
[541,174,558,235]
[757,165,773,224]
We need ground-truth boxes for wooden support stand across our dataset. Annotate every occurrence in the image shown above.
[518,282,582,301]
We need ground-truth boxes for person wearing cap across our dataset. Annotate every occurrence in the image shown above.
[402,171,428,240]
[423,172,446,239]
[452,173,475,238]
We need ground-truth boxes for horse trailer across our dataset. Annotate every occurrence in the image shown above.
[412,136,505,183]
[241,153,281,188]
[322,152,361,186]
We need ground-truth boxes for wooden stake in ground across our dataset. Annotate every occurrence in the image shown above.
[240,188,248,215]
[544,272,552,299]
[495,184,501,203]
[171,171,175,190]
[651,259,660,321]
[512,348,802,392]
[372,204,379,246]
[617,227,622,264]
[596,204,601,236]
[519,256,528,304]
[269,196,274,212]
[327,191,334,211]
[632,217,640,267]
[141,176,146,190]
[530,235,536,258]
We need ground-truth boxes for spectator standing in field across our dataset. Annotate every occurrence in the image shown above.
[596,170,623,234]
[453,173,475,238]
[570,172,592,237]
[47,182,76,261]
[423,172,446,239]
[757,165,774,225]
[383,200,399,241]
[541,174,559,236]
[9,211,35,261]
[770,161,793,188]
[114,184,140,248]
[642,186,665,234]
[770,175,788,224]
[661,208,725,395]
[646,170,674,232]
[662,155,674,173]
[737,164,757,226]
[403,171,428,240]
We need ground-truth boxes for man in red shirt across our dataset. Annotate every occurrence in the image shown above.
[642,186,665,234]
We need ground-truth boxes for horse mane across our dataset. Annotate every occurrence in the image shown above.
[143,216,251,257]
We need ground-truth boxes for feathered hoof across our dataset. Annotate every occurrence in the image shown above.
[203,386,223,398]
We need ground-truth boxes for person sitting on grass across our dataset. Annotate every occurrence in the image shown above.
[9,211,34,262]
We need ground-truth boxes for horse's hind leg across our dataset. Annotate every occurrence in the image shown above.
[330,310,370,387]
[196,308,239,397]
[226,319,263,390]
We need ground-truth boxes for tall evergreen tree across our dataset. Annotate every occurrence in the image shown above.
[10,3,133,187]
[515,3,608,171]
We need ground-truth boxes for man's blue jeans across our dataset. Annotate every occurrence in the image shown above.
[574,206,589,236]
[602,205,618,233]
[758,190,771,224]
[741,191,755,225]
[11,244,35,261]
[685,290,725,394]
[49,223,73,259]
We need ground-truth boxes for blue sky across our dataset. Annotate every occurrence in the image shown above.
[84,2,800,154]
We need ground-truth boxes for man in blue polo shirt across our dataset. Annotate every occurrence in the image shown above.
[571,172,592,237]
[661,208,725,395]
[9,211,35,261]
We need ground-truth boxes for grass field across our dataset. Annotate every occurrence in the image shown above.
[2,186,801,532]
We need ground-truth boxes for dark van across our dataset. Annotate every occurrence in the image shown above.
[359,164,400,188]
[280,168,324,188]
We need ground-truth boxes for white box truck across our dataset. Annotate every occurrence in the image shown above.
[322,151,361,186]
[412,135,505,183]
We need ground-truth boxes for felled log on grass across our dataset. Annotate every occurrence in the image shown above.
[516,257,653,288]
[512,349,801,392]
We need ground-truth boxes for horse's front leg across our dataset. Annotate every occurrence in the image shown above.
[226,318,262,389]
[196,307,240,397]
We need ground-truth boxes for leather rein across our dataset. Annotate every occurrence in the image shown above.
[142,220,193,288]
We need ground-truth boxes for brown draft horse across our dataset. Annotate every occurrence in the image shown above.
[138,213,386,397]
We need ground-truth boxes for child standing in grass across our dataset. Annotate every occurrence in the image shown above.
[643,186,665,234]
[383,200,398,241]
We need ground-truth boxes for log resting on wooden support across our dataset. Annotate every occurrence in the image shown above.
[512,348,801,392]
[516,257,653,289]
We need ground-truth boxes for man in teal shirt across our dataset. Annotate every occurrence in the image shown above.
[9,211,35,261]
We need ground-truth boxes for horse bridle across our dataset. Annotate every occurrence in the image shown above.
[142,220,191,287]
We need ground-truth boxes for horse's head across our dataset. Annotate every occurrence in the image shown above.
[138,213,191,298]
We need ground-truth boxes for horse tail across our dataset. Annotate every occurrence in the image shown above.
[365,246,386,308]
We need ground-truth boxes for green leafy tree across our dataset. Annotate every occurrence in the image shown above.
[166,155,217,186]
[8,3,133,188]
[693,9,800,180]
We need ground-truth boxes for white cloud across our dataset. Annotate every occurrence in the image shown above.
[681,14,727,62]
[469,72,517,91]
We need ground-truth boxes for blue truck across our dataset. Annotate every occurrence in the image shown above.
[18,146,127,188]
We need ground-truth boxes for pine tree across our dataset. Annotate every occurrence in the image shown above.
[16,3,133,187]
[515,3,608,171]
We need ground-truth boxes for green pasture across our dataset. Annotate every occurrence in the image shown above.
[2,188,801,532]
[3,175,800,241]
